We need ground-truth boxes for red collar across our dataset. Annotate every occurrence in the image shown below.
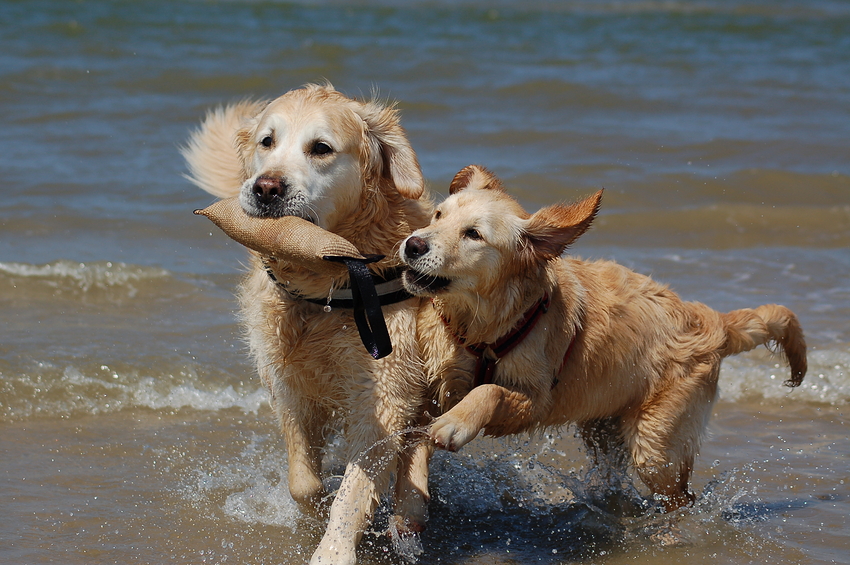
[439,293,551,388]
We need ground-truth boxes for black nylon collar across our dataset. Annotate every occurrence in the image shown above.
[262,256,414,359]
[263,262,413,308]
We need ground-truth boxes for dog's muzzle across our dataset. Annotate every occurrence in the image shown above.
[400,236,451,294]
[244,175,295,218]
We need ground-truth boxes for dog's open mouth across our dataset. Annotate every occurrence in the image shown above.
[240,191,319,224]
[401,269,451,295]
[242,203,318,224]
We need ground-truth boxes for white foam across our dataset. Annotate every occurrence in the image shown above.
[720,348,850,404]
[0,260,170,294]
[132,377,267,414]
[1,362,268,422]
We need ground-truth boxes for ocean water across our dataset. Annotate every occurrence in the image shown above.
[1,1,848,563]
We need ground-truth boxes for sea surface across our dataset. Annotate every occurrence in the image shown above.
[1,1,848,563]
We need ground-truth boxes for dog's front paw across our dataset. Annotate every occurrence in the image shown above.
[430,414,481,452]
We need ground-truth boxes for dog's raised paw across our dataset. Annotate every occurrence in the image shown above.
[429,415,479,452]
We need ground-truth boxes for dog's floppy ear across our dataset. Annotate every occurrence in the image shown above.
[523,189,603,261]
[354,100,425,200]
[449,165,505,195]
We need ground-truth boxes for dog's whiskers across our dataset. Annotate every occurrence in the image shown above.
[303,202,321,225]
[413,271,434,285]
[471,293,483,327]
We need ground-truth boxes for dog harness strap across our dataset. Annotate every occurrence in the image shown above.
[443,293,551,388]
[324,255,394,360]
[475,355,498,387]
[263,261,414,308]
[262,256,414,359]
[490,293,550,358]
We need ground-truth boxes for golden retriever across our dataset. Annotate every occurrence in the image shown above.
[183,84,433,564]
[400,165,807,512]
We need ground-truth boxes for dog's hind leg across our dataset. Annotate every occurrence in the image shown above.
[624,360,720,512]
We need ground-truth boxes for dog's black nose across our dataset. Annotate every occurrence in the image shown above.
[404,236,429,260]
[252,176,288,205]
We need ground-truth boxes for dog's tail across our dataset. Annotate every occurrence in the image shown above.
[721,304,807,387]
[181,99,267,198]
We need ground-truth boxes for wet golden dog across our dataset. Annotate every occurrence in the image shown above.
[183,84,432,564]
[400,165,806,511]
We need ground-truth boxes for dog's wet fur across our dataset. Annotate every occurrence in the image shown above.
[183,84,433,564]
[400,165,806,512]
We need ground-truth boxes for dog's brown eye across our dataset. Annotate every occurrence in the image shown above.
[463,228,482,240]
[311,141,333,156]
[434,210,442,220]
[261,136,273,148]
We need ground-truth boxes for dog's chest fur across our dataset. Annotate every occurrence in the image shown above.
[240,261,421,403]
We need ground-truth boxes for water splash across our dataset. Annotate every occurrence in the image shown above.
[181,432,305,530]
[348,426,432,563]
[167,418,809,564]
[418,434,790,561]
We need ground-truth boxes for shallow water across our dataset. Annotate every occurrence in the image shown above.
[1,1,848,563]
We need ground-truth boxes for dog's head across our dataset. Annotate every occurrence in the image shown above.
[235,84,423,230]
[400,165,602,297]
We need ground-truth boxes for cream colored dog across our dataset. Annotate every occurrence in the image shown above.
[183,84,432,564]
[400,165,807,511]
